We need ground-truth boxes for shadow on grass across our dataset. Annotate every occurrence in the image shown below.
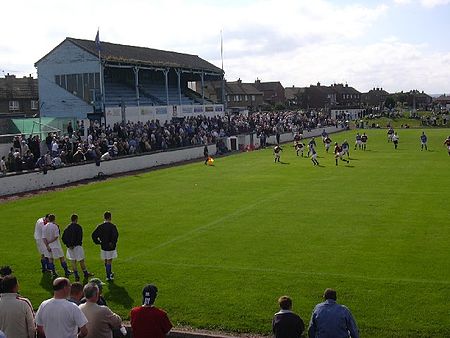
[344,165,355,168]
[39,273,54,296]
[279,161,290,165]
[104,281,134,309]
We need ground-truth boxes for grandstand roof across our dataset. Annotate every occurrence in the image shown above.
[36,38,223,75]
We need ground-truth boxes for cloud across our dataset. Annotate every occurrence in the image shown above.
[0,0,448,93]
[394,0,450,7]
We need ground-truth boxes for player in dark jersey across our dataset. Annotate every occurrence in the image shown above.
[387,127,394,142]
[293,141,305,157]
[310,145,319,166]
[307,137,316,157]
[354,133,362,150]
[324,136,332,153]
[334,143,350,166]
[444,136,450,155]
[341,140,350,158]
[420,132,428,151]
[361,133,368,150]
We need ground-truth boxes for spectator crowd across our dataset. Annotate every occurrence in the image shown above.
[0,111,342,174]
[0,265,358,338]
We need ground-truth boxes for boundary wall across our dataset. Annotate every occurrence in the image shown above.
[0,126,345,197]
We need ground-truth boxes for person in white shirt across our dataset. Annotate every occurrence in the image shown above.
[34,214,50,273]
[36,277,88,338]
[42,214,72,278]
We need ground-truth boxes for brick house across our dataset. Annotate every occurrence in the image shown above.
[253,79,286,106]
[0,74,39,117]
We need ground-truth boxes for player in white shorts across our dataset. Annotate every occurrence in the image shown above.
[341,140,350,158]
[62,214,94,281]
[42,214,72,278]
[273,145,282,163]
[35,214,50,272]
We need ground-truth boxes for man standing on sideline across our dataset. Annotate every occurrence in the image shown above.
[0,275,36,338]
[34,214,50,273]
[272,295,305,338]
[130,284,173,338]
[92,211,119,281]
[79,283,123,338]
[42,214,72,278]
[35,277,88,338]
[62,214,94,281]
[420,132,428,151]
[308,288,359,338]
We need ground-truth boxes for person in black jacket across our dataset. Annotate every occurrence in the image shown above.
[91,211,119,281]
[272,296,305,338]
[62,214,94,281]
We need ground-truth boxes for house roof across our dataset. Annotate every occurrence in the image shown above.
[0,76,38,99]
[36,37,223,74]
[285,87,305,100]
[226,81,263,95]
[330,84,360,95]
[253,81,283,91]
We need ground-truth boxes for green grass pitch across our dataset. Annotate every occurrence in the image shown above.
[1,128,449,337]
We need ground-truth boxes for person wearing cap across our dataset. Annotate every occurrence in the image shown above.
[130,284,172,338]
[308,288,359,338]
[0,274,36,338]
[92,211,119,281]
[35,277,88,338]
[272,295,305,338]
[80,278,108,306]
[79,283,122,338]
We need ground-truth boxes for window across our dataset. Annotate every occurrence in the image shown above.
[31,100,39,110]
[9,100,19,111]
[227,95,230,102]
[252,95,256,101]
[244,95,248,101]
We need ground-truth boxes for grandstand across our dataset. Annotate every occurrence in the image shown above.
[35,38,224,122]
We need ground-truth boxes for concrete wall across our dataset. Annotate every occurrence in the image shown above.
[37,40,98,118]
[0,144,216,197]
[105,104,225,125]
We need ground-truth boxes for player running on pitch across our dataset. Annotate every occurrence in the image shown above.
[35,214,50,273]
[324,135,332,153]
[354,133,362,150]
[341,140,350,158]
[387,127,394,142]
[293,140,305,157]
[392,132,399,149]
[334,142,350,166]
[444,136,450,155]
[273,145,283,163]
[361,133,368,150]
[420,131,428,151]
[310,144,319,166]
[307,137,317,157]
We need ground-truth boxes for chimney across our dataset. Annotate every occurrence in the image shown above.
[237,78,242,84]
[255,78,261,84]
[317,82,321,87]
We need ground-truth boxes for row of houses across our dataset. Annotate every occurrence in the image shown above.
[2,72,449,117]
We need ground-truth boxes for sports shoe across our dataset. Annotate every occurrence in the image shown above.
[84,271,94,277]
[107,272,115,281]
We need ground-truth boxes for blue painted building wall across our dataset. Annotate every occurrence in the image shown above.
[36,40,100,118]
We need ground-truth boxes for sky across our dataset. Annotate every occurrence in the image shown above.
[1,0,449,94]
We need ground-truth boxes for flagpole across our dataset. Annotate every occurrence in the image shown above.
[95,28,105,125]
[220,29,226,110]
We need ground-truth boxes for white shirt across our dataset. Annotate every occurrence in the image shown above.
[36,298,88,338]
[42,222,62,250]
[34,217,46,240]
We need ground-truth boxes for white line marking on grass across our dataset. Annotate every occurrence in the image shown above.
[123,192,285,263]
[143,261,450,286]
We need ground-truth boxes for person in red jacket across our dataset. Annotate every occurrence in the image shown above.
[130,284,172,338]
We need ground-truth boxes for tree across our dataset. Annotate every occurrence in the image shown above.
[385,96,396,109]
